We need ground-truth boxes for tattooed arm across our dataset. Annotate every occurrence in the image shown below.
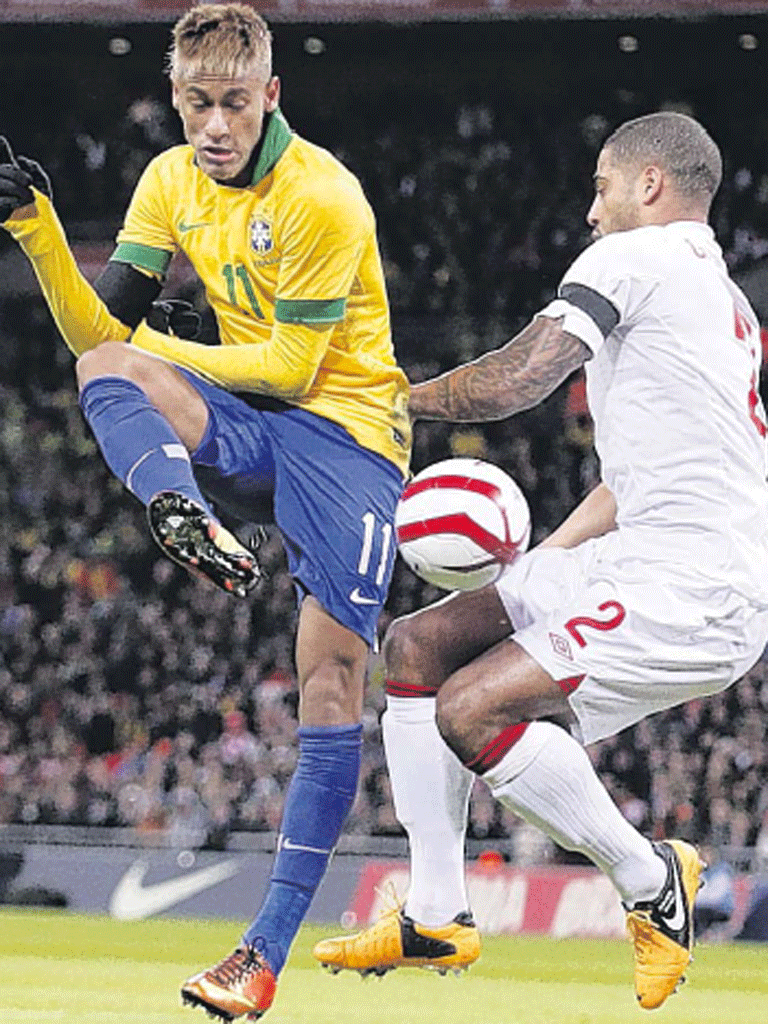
[409,315,591,421]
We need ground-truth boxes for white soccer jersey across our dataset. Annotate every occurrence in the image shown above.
[541,221,768,605]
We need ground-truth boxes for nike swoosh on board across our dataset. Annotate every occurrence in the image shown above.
[109,857,241,921]
[349,587,379,606]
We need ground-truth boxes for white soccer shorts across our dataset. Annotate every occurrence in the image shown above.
[495,533,768,745]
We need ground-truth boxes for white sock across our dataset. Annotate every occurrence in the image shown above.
[482,721,666,905]
[383,695,474,926]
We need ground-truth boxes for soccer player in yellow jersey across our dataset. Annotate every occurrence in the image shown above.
[0,5,410,1020]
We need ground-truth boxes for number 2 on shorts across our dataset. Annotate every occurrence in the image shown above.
[564,600,626,648]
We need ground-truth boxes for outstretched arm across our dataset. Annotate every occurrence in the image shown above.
[409,315,591,421]
[1,140,198,355]
[4,191,132,354]
[538,482,616,549]
[0,134,132,354]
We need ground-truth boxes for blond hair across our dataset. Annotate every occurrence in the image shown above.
[605,112,722,207]
[168,3,272,81]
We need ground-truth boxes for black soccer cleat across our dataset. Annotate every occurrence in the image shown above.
[147,491,261,598]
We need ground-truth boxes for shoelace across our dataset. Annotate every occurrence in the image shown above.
[209,948,262,986]
[371,880,406,921]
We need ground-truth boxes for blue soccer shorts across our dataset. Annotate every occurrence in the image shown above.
[176,369,405,647]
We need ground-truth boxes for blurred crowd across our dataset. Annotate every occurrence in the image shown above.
[1,46,768,865]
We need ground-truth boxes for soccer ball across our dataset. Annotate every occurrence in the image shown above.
[395,457,531,591]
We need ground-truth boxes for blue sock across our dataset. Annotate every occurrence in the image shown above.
[79,376,212,513]
[242,723,362,974]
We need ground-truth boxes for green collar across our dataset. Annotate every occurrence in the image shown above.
[250,109,293,186]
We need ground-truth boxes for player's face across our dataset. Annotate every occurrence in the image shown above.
[172,69,280,186]
[586,147,644,239]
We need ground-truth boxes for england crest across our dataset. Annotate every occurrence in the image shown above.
[250,217,273,255]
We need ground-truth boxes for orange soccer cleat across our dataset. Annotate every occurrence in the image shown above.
[181,946,277,1021]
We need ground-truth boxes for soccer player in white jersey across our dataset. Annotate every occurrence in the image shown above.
[313,112,768,1010]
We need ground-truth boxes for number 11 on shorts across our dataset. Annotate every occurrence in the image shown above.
[357,511,393,586]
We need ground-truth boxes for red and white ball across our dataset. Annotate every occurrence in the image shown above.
[395,457,531,591]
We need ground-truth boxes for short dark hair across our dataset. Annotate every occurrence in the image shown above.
[605,112,722,203]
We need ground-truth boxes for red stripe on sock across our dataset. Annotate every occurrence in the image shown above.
[557,674,585,695]
[465,722,529,774]
[385,679,439,698]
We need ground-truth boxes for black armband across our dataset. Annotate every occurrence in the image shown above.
[558,282,619,339]
[94,260,162,329]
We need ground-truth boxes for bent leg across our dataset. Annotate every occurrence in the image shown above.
[435,637,571,764]
[77,342,210,508]
[77,343,258,594]
[242,597,368,974]
[77,340,208,449]
[436,647,705,1011]
[437,640,666,904]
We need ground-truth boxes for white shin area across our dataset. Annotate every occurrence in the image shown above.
[382,695,475,926]
[481,720,666,905]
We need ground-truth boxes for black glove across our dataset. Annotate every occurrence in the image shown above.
[0,136,52,223]
[146,298,202,340]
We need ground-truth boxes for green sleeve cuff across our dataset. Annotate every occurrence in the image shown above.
[274,297,346,324]
[111,242,172,279]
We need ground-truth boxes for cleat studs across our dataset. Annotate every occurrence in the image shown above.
[330,966,341,975]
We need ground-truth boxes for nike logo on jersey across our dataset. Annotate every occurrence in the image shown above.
[178,220,211,233]
[278,834,332,855]
[109,857,241,921]
[349,587,379,606]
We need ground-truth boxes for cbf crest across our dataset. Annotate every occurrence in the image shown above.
[250,216,273,256]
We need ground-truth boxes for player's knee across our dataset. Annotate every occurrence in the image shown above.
[382,613,442,682]
[75,341,142,391]
[434,679,474,763]
[300,652,365,724]
[381,615,421,678]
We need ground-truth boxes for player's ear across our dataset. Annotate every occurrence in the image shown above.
[640,165,663,206]
[264,76,280,112]
[170,80,181,112]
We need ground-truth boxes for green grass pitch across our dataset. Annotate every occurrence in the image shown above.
[0,908,765,1023]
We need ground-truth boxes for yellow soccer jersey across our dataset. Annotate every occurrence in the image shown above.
[112,110,410,476]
